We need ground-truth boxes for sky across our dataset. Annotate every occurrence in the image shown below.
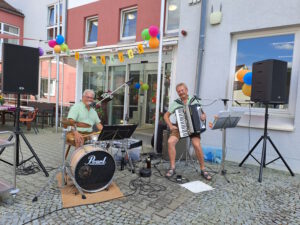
[236,34,294,70]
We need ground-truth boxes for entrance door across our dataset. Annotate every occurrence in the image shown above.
[143,71,157,126]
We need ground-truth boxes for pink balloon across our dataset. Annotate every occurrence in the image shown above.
[149,25,159,37]
[48,40,57,48]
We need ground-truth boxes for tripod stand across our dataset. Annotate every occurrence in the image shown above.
[239,103,294,182]
[0,94,48,177]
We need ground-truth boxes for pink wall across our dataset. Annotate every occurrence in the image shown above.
[67,0,161,49]
[0,10,24,45]
[40,60,76,105]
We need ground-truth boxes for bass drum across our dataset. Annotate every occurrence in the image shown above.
[70,145,116,193]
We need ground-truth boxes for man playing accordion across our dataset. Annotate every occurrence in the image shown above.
[163,83,211,180]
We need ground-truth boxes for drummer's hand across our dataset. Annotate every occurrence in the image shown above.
[74,131,84,147]
[201,113,206,121]
[170,125,178,131]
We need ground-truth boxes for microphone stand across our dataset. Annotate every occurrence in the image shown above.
[94,78,134,106]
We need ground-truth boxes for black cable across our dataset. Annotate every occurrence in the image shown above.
[128,176,166,198]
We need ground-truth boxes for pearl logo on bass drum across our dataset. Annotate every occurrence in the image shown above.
[86,155,107,166]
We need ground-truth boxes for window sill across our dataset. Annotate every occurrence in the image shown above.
[237,113,295,132]
[83,44,97,48]
[119,38,136,44]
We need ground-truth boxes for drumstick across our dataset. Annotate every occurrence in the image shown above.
[81,131,102,138]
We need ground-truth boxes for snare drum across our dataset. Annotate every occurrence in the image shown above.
[70,145,116,192]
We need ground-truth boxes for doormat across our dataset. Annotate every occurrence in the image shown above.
[57,173,124,208]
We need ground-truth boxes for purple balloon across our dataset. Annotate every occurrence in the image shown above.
[38,47,44,56]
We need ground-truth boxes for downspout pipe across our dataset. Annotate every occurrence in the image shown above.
[195,0,208,95]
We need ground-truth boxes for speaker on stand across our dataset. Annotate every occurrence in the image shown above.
[239,59,294,182]
[0,43,48,177]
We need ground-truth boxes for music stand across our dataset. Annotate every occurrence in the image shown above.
[98,124,138,172]
[211,109,243,183]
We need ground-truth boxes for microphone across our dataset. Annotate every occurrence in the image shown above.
[125,77,134,85]
[89,102,96,107]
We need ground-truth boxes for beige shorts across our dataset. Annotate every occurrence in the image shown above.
[169,128,200,140]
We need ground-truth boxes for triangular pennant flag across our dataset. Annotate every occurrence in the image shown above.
[83,54,89,62]
[127,49,134,59]
[75,52,80,60]
[118,52,124,62]
[137,44,144,54]
[110,55,115,63]
[101,56,106,65]
[91,55,97,64]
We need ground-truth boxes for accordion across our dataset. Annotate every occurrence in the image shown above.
[174,104,206,138]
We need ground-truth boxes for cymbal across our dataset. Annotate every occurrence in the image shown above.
[61,119,91,128]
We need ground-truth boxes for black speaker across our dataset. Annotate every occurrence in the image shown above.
[2,43,39,94]
[251,59,288,104]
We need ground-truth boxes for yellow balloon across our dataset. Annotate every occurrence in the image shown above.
[242,84,252,97]
[237,69,250,82]
[54,45,61,54]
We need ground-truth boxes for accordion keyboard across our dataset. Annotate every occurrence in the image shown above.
[175,108,189,138]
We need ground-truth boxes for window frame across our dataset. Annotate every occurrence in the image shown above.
[0,23,20,55]
[40,77,56,97]
[120,7,137,41]
[46,3,63,41]
[228,27,300,130]
[85,16,98,46]
[165,0,180,34]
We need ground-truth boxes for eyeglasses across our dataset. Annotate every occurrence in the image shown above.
[84,95,94,99]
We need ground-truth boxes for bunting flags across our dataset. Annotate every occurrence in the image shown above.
[118,52,124,62]
[91,55,97,64]
[101,56,106,65]
[73,42,148,63]
[127,49,134,59]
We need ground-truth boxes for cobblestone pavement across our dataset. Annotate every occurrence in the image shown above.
[0,126,299,225]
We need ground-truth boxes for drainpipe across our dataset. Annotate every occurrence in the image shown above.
[195,0,207,95]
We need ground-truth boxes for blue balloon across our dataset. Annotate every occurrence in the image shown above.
[134,83,141,89]
[157,33,160,40]
[56,35,65,45]
[243,72,252,85]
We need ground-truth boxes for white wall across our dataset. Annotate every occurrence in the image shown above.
[177,0,300,173]
[5,0,67,52]
[68,0,98,9]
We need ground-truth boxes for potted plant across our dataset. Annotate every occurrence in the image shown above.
[0,94,5,106]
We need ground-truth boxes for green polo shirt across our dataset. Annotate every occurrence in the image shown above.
[168,96,201,114]
[67,102,100,132]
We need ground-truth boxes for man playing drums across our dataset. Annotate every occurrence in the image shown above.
[67,89,103,148]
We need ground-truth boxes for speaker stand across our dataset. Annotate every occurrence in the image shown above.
[239,103,294,182]
[0,94,49,177]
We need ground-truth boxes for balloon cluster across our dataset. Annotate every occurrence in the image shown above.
[48,35,69,54]
[141,25,160,49]
[134,82,149,91]
[237,68,252,97]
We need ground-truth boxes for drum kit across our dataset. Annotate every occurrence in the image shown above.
[33,120,117,201]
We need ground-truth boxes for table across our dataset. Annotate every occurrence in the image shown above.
[0,105,34,125]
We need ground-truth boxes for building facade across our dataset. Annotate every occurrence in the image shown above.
[177,0,300,173]
[65,0,180,126]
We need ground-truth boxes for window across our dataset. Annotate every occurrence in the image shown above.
[165,0,180,33]
[232,33,295,110]
[40,78,56,98]
[85,17,98,45]
[47,3,62,40]
[0,23,20,59]
[120,8,137,40]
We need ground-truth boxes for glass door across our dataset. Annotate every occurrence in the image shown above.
[108,66,126,125]
[143,71,157,125]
